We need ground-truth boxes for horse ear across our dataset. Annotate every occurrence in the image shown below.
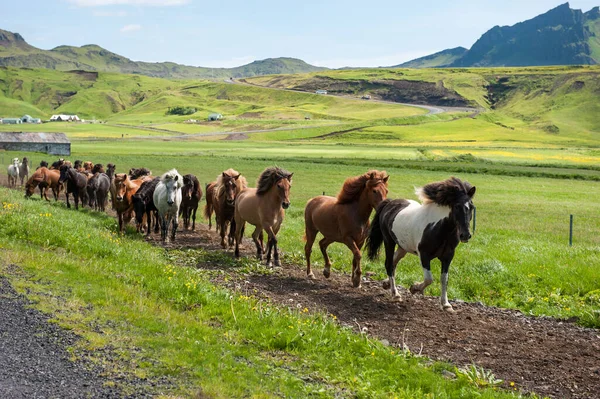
[222,172,227,178]
[383,175,389,183]
[175,175,179,181]
[468,186,476,198]
[369,171,375,179]
[233,174,240,180]
[287,173,293,181]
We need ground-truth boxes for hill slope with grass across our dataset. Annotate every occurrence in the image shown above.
[394,47,467,68]
[0,29,326,79]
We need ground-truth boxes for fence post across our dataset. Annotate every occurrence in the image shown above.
[569,214,573,247]
[472,206,477,234]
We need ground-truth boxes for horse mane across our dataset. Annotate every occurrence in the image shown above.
[129,167,152,180]
[160,169,183,187]
[134,177,160,199]
[337,170,388,204]
[92,164,105,174]
[215,168,247,198]
[183,174,202,194]
[256,167,292,196]
[416,177,474,206]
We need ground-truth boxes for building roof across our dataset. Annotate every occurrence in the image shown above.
[2,118,22,122]
[0,132,70,144]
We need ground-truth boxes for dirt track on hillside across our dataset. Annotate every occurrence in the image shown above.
[2,180,600,399]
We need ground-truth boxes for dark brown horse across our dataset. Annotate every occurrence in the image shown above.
[305,170,389,287]
[204,182,217,230]
[180,174,203,231]
[113,173,150,233]
[129,167,152,180]
[213,169,247,248]
[132,177,161,235]
[24,167,62,201]
[59,165,89,209]
[234,167,293,267]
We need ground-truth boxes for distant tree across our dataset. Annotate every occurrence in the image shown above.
[167,106,197,115]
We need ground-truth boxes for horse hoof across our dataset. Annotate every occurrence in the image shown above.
[391,295,403,302]
[274,260,281,267]
[322,269,330,279]
[307,272,315,279]
[266,261,273,267]
[409,284,422,295]
[382,280,391,290]
[442,305,455,314]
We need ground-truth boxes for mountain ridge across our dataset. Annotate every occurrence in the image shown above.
[0,29,326,79]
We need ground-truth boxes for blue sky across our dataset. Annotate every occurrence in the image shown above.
[2,1,598,68]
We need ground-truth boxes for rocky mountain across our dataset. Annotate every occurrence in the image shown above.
[400,3,600,68]
[0,29,326,79]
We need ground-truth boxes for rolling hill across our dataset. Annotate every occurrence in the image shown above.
[401,3,600,68]
[0,29,326,79]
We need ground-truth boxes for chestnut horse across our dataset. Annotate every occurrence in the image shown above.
[213,169,247,248]
[305,170,389,287]
[203,182,217,230]
[234,167,293,267]
[113,173,151,233]
[24,167,62,201]
[180,174,203,231]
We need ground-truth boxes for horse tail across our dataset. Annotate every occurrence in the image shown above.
[366,199,390,261]
[203,201,213,221]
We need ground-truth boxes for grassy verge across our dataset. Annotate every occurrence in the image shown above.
[0,188,525,398]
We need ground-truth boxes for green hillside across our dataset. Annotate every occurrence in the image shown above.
[394,47,467,68]
[0,29,326,79]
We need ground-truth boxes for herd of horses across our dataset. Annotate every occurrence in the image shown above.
[7,157,476,311]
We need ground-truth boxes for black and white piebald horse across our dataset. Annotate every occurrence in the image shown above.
[366,177,476,312]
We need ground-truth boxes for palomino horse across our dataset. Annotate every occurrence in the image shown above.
[153,169,183,243]
[204,182,217,230]
[7,158,19,188]
[132,177,160,235]
[234,167,293,267]
[213,169,247,248]
[180,174,203,231]
[19,157,30,186]
[59,165,88,209]
[366,177,476,312]
[113,173,150,233]
[24,167,62,201]
[305,170,389,288]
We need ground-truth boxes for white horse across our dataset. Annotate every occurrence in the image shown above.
[7,158,20,188]
[153,169,183,243]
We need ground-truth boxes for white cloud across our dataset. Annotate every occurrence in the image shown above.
[120,24,142,33]
[69,0,190,7]
[93,10,128,16]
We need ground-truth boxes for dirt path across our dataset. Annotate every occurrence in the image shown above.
[149,226,600,399]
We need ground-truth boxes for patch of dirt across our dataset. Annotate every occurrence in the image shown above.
[67,70,99,81]
[223,133,249,140]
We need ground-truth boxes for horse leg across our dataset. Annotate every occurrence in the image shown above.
[65,191,71,209]
[251,227,264,260]
[318,237,334,278]
[410,256,433,296]
[153,210,160,233]
[74,191,79,210]
[383,246,406,299]
[234,219,245,258]
[343,237,362,288]
[227,219,236,247]
[161,215,168,243]
[439,256,454,312]
[191,205,197,231]
[264,226,280,267]
[219,220,228,248]
[304,225,318,279]
[171,214,178,242]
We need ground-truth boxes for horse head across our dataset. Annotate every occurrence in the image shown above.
[39,160,49,168]
[182,175,194,200]
[25,177,37,197]
[22,157,28,165]
[113,173,129,202]
[452,184,476,243]
[276,172,293,209]
[92,163,105,174]
[106,163,116,179]
[83,161,93,171]
[58,165,70,184]
[223,172,241,205]
[365,171,389,209]
[12,158,19,166]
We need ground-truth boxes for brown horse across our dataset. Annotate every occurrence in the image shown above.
[24,167,62,201]
[234,167,293,267]
[83,161,94,172]
[112,173,151,233]
[204,182,217,230]
[213,169,247,248]
[304,170,389,287]
[180,174,203,231]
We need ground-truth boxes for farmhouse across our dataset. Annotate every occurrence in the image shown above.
[208,113,223,121]
[21,114,42,124]
[0,132,71,155]
[1,118,22,125]
[50,114,81,122]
